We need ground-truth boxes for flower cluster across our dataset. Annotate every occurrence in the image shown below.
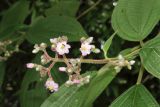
[27,36,99,92]
[0,40,19,61]
[26,36,135,93]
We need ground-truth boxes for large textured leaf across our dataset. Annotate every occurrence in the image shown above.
[110,84,159,107]
[140,35,160,79]
[82,65,119,107]
[0,62,5,87]
[46,0,80,17]
[112,0,160,41]
[0,0,29,40]
[41,65,119,107]
[27,15,87,44]
[20,56,48,107]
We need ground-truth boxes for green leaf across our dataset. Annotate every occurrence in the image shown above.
[112,0,160,41]
[102,32,116,58]
[0,0,29,40]
[140,34,160,79]
[0,62,5,87]
[110,84,159,107]
[41,65,119,107]
[20,56,48,107]
[82,65,119,107]
[27,15,87,44]
[46,0,80,17]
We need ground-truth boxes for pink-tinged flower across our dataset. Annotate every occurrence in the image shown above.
[59,67,66,72]
[55,41,71,55]
[26,63,34,68]
[80,43,92,56]
[45,79,59,92]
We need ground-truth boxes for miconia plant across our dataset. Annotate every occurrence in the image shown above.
[0,0,160,107]
[26,36,135,92]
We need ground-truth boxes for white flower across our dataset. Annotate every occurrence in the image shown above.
[45,78,59,92]
[26,63,35,68]
[80,43,92,56]
[55,41,71,55]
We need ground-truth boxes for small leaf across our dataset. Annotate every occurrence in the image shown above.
[41,65,119,107]
[0,62,5,87]
[112,0,160,41]
[27,15,87,44]
[120,46,140,60]
[140,34,160,79]
[46,0,80,17]
[110,84,159,107]
[102,32,116,58]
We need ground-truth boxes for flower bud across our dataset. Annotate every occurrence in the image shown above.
[129,60,135,65]
[67,68,73,73]
[26,63,35,68]
[40,43,47,49]
[59,67,66,72]
[92,48,100,53]
[73,79,80,84]
[36,65,42,71]
[113,2,117,6]
[83,75,90,84]
[50,38,57,44]
[118,54,124,60]
[65,80,73,86]
[114,66,121,73]
[51,44,56,49]
[32,49,39,53]
[41,59,47,64]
